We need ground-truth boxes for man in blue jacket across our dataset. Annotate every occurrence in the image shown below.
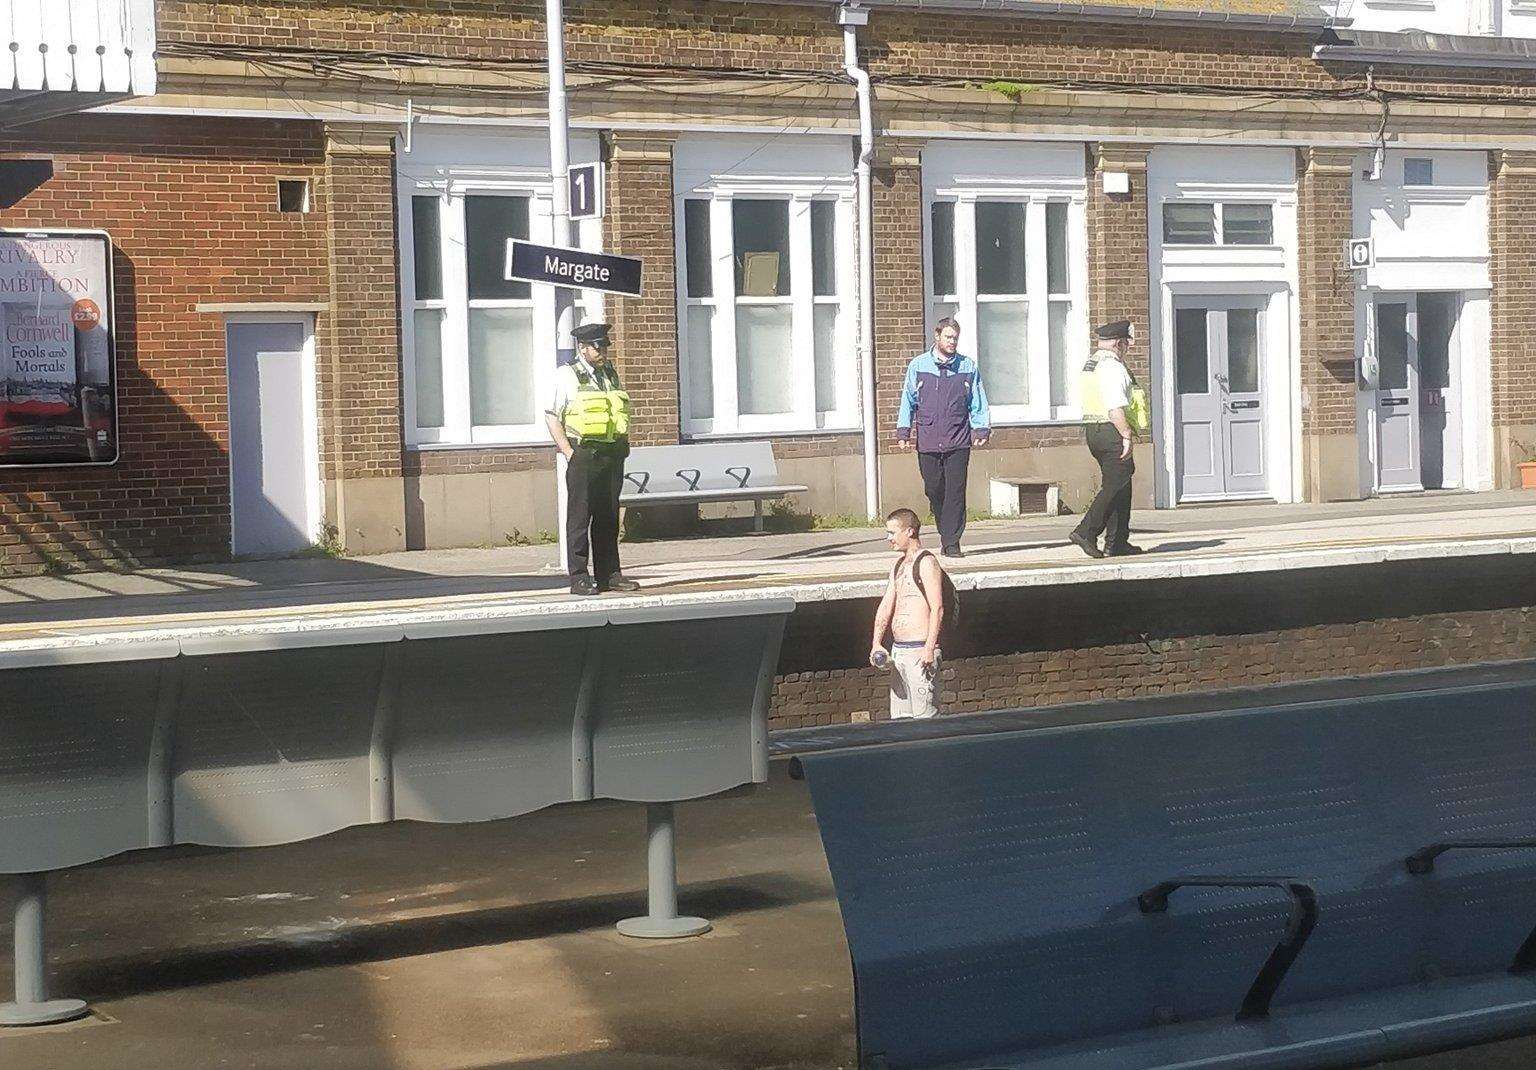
[896,318,990,557]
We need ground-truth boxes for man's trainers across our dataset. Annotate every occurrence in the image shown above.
[603,574,641,593]
[570,575,600,596]
[1068,531,1105,559]
[1107,543,1145,557]
[940,545,965,559]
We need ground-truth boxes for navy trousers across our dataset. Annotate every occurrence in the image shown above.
[918,448,970,551]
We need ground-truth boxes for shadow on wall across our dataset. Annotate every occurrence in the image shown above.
[0,249,232,576]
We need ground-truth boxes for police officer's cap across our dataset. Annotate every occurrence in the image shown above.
[571,322,613,346]
[1094,319,1135,341]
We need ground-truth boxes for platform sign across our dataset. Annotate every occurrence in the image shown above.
[568,162,604,221]
[0,230,117,467]
[505,239,642,298]
[1346,237,1375,271]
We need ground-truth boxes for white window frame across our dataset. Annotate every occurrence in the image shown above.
[675,179,857,437]
[923,187,1088,424]
[1161,201,1279,248]
[398,155,602,449]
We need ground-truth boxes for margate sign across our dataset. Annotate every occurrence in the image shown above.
[0,231,117,466]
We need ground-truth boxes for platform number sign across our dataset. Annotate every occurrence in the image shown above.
[568,162,604,221]
[1346,237,1375,271]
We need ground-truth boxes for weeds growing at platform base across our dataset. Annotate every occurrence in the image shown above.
[301,523,347,559]
[505,528,557,547]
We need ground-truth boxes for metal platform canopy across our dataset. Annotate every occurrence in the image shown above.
[0,1,157,129]
[0,595,792,1026]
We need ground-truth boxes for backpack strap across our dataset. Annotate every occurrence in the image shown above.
[910,550,937,599]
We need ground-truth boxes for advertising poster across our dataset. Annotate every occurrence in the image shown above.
[0,231,116,465]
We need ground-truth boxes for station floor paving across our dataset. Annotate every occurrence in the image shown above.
[1,492,1535,645]
[0,757,1533,1069]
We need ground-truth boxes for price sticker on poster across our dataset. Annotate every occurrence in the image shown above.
[0,230,117,466]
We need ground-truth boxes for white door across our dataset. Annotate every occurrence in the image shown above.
[1367,292,1462,493]
[1415,292,1461,490]
[1172,297,1267,501]
[1372,299,1420,492]
[227,319,317,556]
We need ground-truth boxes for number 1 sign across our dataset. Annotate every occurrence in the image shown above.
[568,162,605,221]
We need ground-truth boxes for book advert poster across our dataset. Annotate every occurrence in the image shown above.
[0,231,116,465]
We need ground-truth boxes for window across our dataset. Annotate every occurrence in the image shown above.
[410,196,446,430]
[1163,201,1275,247]
[1403,158,1434,187]
[1222,204,1274,245]
[403,184,581,445]
[678,191,854,433]
[1163,202,1216,245]
[277,179,311,214]
[975,201,1028,407]
[926,194,1086,421]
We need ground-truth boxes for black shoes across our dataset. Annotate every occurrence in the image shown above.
[1068,531,1105,559]
[1107,543,1145,557]
[940,545,965,559]
[570,574,640,596]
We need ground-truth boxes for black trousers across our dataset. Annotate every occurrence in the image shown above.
[918,448,971,550]
[566,441,626,580]
[1073,423,1134,550]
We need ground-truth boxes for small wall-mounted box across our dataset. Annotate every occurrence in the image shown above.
[1101,171,1131,196]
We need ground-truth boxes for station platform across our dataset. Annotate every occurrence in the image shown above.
[1,492,1534,649]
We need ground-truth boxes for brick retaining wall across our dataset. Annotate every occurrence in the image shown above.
[769,556,1536,728]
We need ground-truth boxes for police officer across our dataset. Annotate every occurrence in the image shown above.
[544,322,640,596]
[1069,320,1143,559]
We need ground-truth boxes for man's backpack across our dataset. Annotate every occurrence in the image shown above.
[909,550,961,638]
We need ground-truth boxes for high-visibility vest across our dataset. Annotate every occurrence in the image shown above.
[1079,352,1151,432]
[1079,354,1110,421]
[563,364,631,442]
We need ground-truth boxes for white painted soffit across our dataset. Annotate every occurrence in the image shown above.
[2,0,155,94]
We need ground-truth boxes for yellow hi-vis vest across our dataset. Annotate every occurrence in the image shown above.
[1079,353,1151,433]
[563,363,631,442]
[1079,355,1109,422]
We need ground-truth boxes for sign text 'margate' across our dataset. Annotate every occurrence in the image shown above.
[544,253,611,285]
[505,240,643,298]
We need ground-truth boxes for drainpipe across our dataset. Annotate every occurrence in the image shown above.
[840,3,879,520]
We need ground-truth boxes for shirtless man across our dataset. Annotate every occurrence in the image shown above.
[870,507,945,720]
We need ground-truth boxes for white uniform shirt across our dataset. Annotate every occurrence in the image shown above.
[1092,349,1134,412]
[546,357,612,427]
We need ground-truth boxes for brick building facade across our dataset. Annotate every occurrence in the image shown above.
[3,0,1536,569]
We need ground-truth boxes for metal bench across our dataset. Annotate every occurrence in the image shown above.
[0,596,791,1026]
[622,442,808,532]
[793,679,1536,1070]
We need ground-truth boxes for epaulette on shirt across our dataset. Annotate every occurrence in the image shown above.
[1083,357,1099,372]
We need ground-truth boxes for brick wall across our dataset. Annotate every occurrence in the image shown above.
[0,115,328,574]
[322,124,402,483]
[1489,149,1536,485]
[872,142,925,448]
[1294,146,1359,501]
[1296,147,1356,439]
[1086,144,1152,383]
[772,605,1536,727]
[161,0,1536,112]
[769,555,1536,728]
[606,136,680,448]
[160,0,844,72]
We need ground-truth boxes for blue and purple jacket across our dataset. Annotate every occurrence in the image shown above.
[895,348,991,453]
